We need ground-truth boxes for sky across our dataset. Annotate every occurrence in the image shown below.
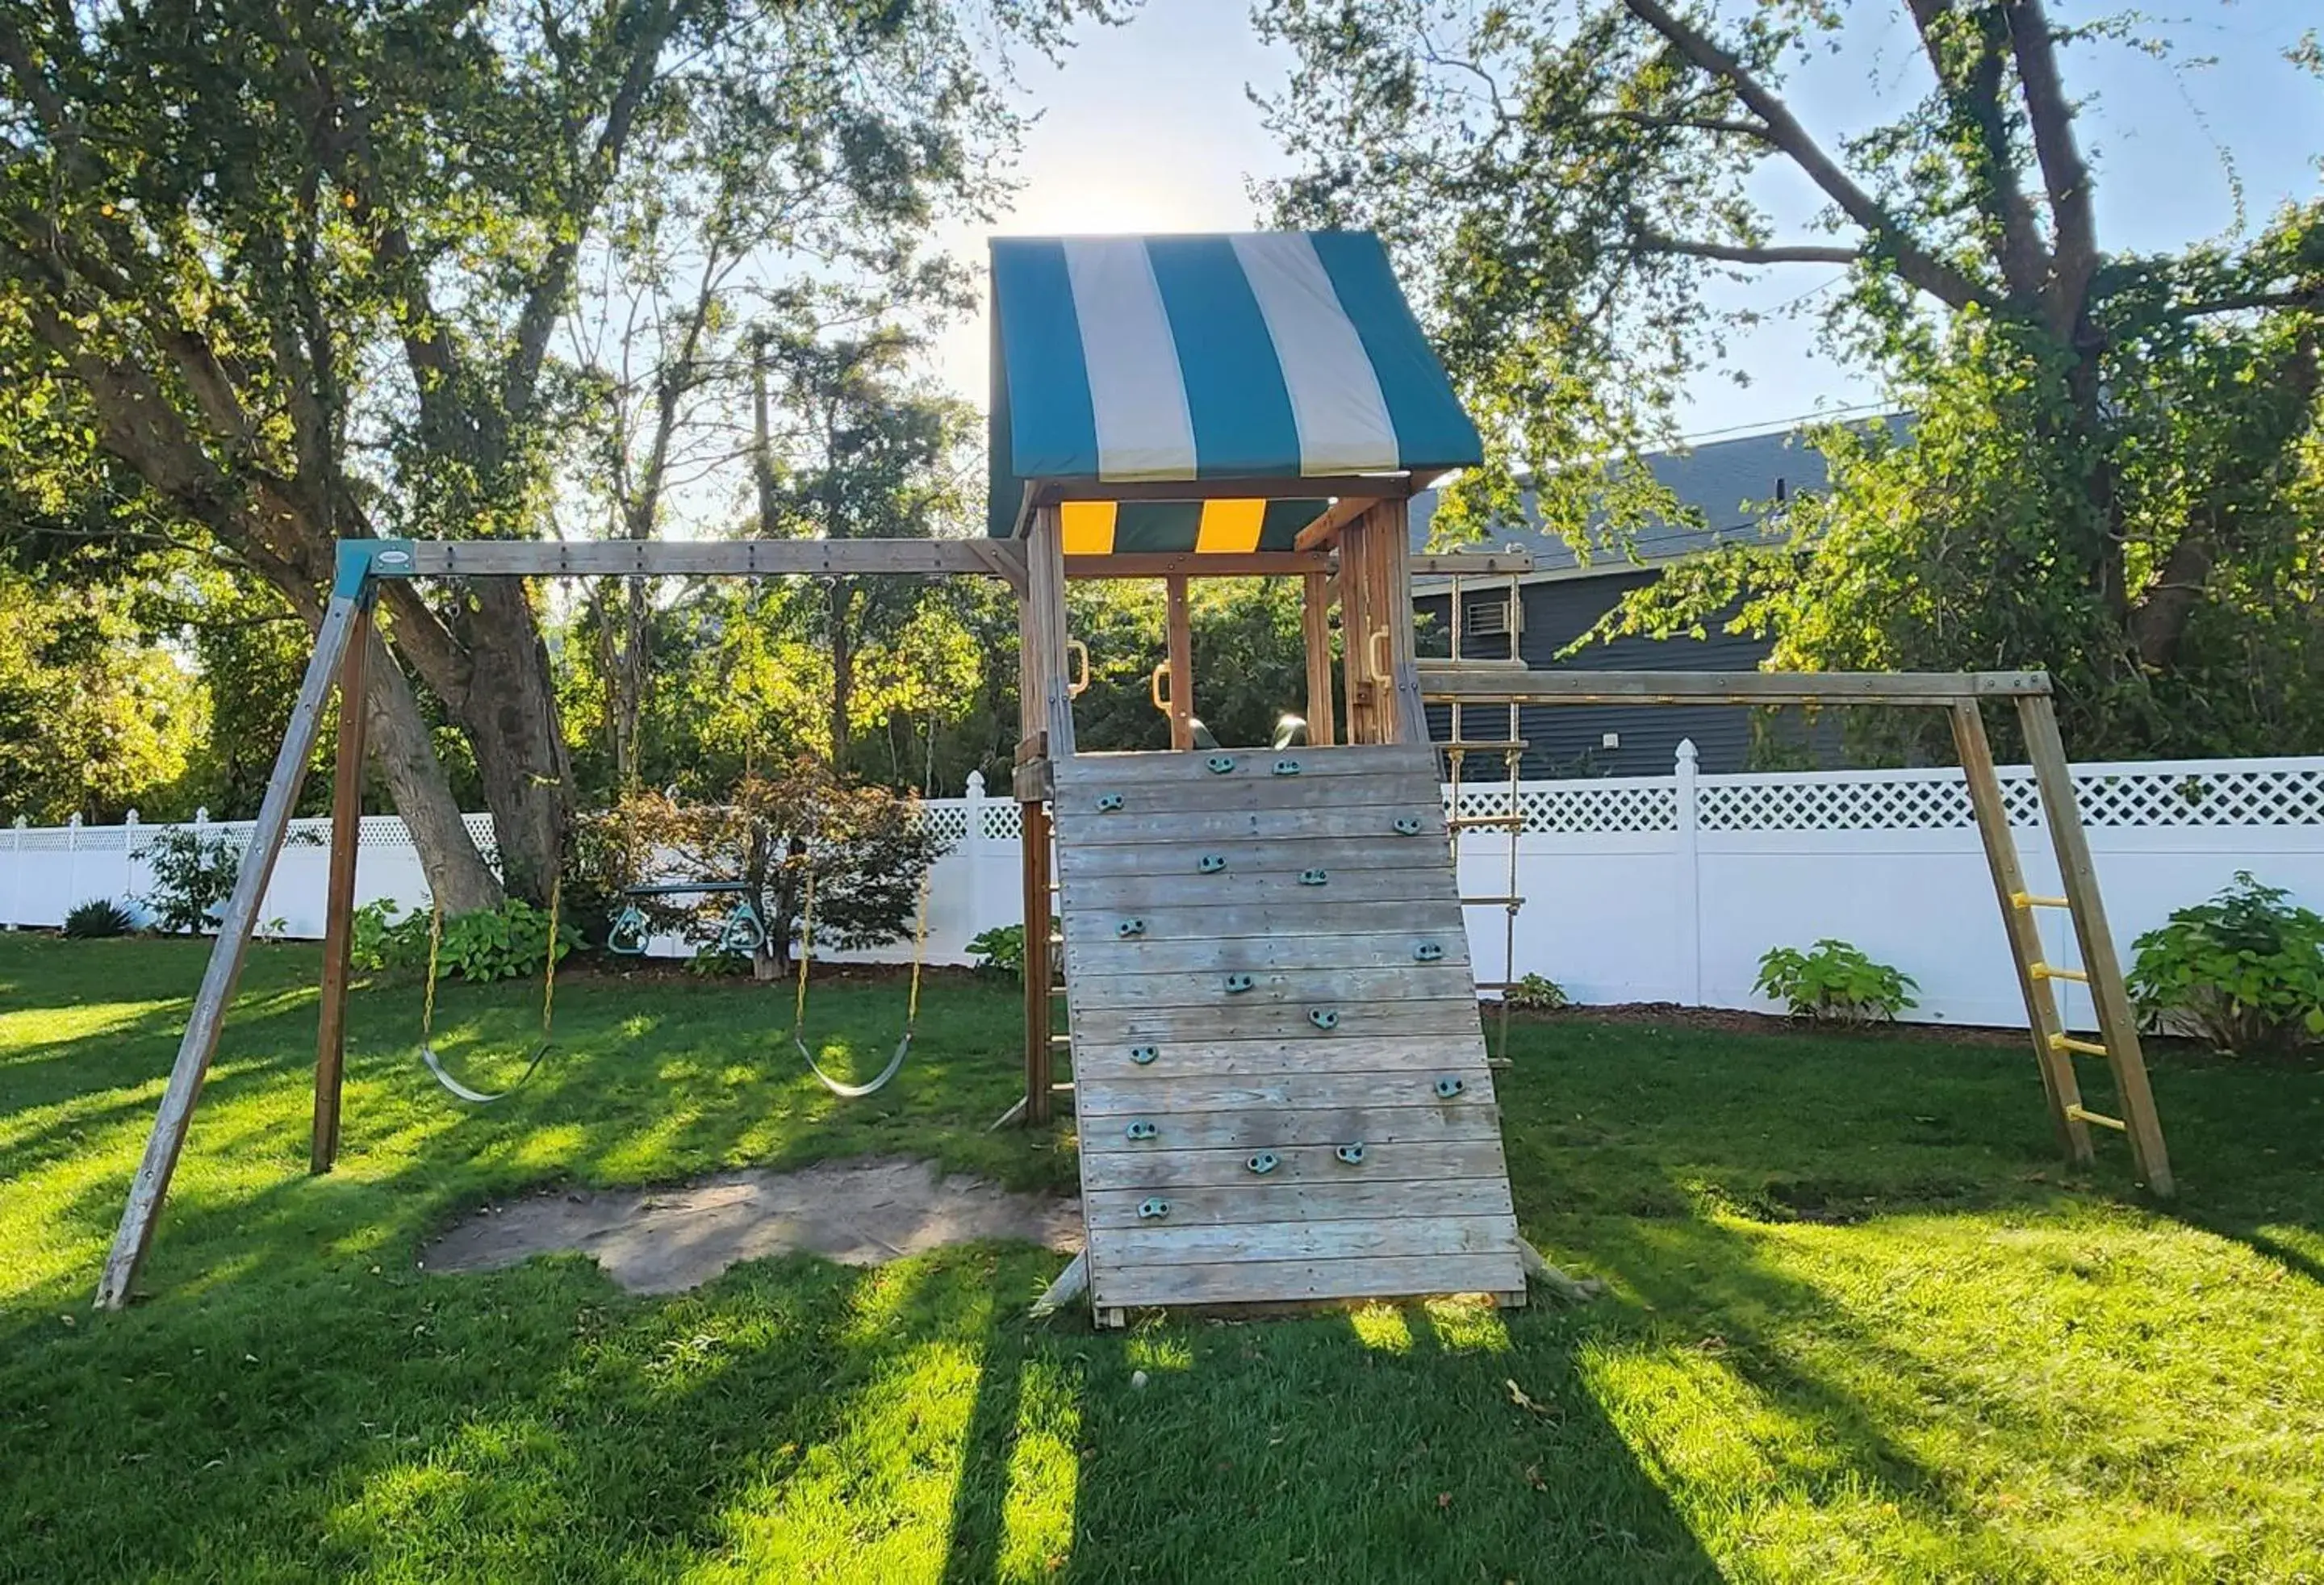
[933,0,2324,443]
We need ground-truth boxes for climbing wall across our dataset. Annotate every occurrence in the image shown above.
[1051,743,1525,1316]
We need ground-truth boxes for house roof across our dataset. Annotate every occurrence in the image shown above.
[1409,416,1908,579]
[987,232,1482,539]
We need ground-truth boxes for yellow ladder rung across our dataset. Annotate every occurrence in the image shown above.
[2011,891,2071,910]
[2047,1033,2109,1058]
[2029,963,2089,984]
[2066,1104,2129,1133]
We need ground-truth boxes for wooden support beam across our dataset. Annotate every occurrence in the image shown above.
[1339,507,1377,743]
[1022,797,1055,1129]
[398,537,1022,579]
[1164,575,1194,751]
[1301,571,1336,747]
[1063,551,1331,579]
[1950,701,2091,1167]
[1411,551,1536,578]
[1422,668,2053,707]
[99,592,369,1309]
[1376,498,1427,744]
[2017,695,2175,1198]
[310,610,373,1175]
[1294,496,1387,551]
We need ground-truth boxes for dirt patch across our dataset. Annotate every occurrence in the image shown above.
[420,1156,1082,1294]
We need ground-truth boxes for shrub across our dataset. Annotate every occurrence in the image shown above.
[968,924,1026,980]
[349,899,432,973]
[685,947,752,978]
[142,827,241,935]
[61,898,135,939]
[431,898,579,984]
[1755,939,1918,1023]
[2127,872,2324,1058]
[1504,972,1570,1010]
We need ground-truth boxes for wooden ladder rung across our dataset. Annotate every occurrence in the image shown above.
[1440,739,1528,755]
[2010,891,2071,910]
[2029,962,2089,984]
[2047,1032,2109,1058]
[1449,813,1527,830]
[1462,893,1526,908]
[2066,1104,2129,1133]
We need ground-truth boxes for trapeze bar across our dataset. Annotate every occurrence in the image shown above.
[1421,667,2054,706]
[345,537,1029,581]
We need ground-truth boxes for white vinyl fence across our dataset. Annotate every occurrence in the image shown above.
[8,753,2322,1032]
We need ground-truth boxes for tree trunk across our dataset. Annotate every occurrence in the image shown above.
[358,625,502,914]
[451,579,572,904]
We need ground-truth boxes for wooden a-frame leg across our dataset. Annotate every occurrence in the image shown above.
[98,592,370,1308]
[1951,702,2092,1166]
[2017,696,2175,1198]
[311,613,373,1174]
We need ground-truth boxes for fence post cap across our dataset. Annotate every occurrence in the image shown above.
[1675,738,1699,767]
[194,808,209,824]
[67,813,82,827]
[965,769,985,798]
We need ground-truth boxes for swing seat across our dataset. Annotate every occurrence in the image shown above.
[717,898,767,954]
[792,1030,912,1100]
[606,905,651,956]
[421,1039,554,1104]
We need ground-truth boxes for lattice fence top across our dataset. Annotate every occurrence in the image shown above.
[1448,780,1679,834]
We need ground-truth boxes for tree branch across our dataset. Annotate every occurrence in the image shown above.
[1620,0,1997,312]
[2001,0,2099,328]
[1639,231,1862,267]
[1903,0,2049,303]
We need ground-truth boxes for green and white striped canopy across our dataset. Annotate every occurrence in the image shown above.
[988,232,1482,543]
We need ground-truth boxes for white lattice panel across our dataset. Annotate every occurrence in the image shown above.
[979,801,1025,842]
[1699,773,1976,832]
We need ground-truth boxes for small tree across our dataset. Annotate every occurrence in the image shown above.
[596,762,943,978]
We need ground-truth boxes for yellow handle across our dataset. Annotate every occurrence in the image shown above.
[1367,628,1392,685]
[1149,660,1171,713]
[1067,640,1090,698]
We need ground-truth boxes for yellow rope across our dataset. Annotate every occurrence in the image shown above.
[422,896,443,1042]
[541,870,561,1039]
[791,864,816,1039]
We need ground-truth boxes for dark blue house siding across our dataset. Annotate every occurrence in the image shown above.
[1417,570,1775,777]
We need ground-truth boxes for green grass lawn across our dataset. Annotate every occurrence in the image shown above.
[4,934,2322,1583]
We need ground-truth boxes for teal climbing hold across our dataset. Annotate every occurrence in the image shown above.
[1129,1044,1159,1065]
[1297,868,1328,887]
[1435,1076,1465,1099]
[1224,972,1255,994]
[1392,816,1423,836]
[1125,1119,1158,1141]
[1306,1007,1340,1031]
[1138,1198,1169,1219]
[1116,918,1147,939]
[1246,1152,1279,1175]
[1335,1143,1366,1165]
[1096,792,1124,813]
[1272,758,1302,776]
[1413,941,1444,963]
[1198,854,1227,874]
[1206,754,1236,774]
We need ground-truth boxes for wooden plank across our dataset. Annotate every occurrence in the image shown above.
[1081,1103,1502,1156]
[1949,703,2089,1165]
[310,608,372,1176]
[1053,743,1432,786]
[1055,804,1446,846]
[2017,695,2175,1198]
[1051,776,1436,820]
[1067,1034,1489,1082]
[1061,866,1458,911]
[1302,570,1337,746]
[1423,668,2053,706]
[1090,1253,1523,1308]
[1068,962,1475,1013]
[1081,1136,1506,1190]
[1068,552,1331,579]
[1410,551,1536,577]
[1063,930,1472,977]
[1061,897,1468,943]
[1022,797,1055,1128]
[1055,833,1451,878]
[400,537,1017,579]
[1070,999,1483,1045]
[1165,575,1194,750]
[1085,1177,1515,1229]
[1029,508,1076,755]
[1096,1212,1519,1266]
[1076,1069,1499,1117]
[98,592,368,1310]
[1038,474,1417,506]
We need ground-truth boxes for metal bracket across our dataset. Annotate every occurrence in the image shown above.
[1125,1119,1157,1141]
[331,537,419,599]
[1246,1152,1279,1175]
